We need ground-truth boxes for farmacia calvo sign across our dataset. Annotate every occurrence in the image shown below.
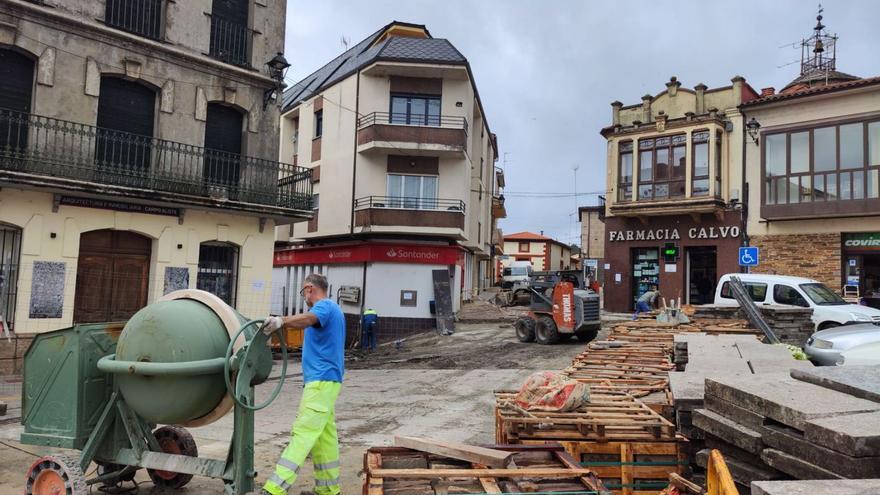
[609,226,740,242]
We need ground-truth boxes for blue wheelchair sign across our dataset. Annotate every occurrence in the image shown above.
[739,247,759,267]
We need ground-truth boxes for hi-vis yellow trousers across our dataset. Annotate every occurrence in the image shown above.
[264,381,342,495]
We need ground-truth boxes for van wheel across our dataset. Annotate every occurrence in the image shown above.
[818,321,840,331]
[535,316,560,345]
[514,317,536,343]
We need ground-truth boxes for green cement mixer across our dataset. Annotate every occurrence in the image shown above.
[20,289,288,495]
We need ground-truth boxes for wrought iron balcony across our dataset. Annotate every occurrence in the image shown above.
[353,195,466,232]
[104,0,165,41]
[356,112,469,156]
[0,109,312,214]
[208,15,252,67]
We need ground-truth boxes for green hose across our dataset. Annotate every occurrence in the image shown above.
[223,319,288,411]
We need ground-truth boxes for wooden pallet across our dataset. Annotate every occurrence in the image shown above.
[363,443,610,495]
[495,391,676,444]
[518,440,686,495]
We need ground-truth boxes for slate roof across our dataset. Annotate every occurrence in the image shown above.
[282,23,467,112]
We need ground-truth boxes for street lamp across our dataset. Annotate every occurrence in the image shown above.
[263,52,291,110]
[746,117,761,146]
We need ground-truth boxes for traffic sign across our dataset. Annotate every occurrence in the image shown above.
[739,247,759,267]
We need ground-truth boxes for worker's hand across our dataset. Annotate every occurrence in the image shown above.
[260,316,284,335]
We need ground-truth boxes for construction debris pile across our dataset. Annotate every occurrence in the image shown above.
[687,365,880,492]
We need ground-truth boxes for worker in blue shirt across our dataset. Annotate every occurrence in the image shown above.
[361,308,378,352]
[260,273,345,495]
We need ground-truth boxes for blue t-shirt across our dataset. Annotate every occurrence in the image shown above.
[302,298,346,383]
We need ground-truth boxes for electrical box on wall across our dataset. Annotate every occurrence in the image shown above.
[338,285,361,304]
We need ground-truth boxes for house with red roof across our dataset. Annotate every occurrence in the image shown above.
[500,231,575,273]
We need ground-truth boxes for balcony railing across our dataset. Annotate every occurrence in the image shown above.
[105,0,165,41]
[357,112,468,135]
[0,109,312,212]
[354,195,465,213]
[208,15,252,67]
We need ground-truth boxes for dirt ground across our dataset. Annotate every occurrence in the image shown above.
[0,318,609,495]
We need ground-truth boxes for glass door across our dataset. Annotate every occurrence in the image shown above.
[632,248,659,309]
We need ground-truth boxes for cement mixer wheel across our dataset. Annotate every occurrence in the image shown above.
[25,453,88,495]
[147,425,198,489]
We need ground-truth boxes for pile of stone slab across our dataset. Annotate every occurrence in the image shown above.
[692,366,880,494]
[758,307,814,347]
[751,479,880,495]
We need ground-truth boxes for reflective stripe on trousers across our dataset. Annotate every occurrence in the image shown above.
[263,381,342,495]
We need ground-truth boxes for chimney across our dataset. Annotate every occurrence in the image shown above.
[694,83,707,114]
[666,76,681,97]
[611,101,623,126]
[761,87,776,97]
[641,94,653,123]
[731,75,745,105]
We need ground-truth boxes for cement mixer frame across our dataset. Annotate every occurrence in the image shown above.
[20,290,287,495]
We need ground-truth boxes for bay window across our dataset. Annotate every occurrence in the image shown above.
[764,118,880,206]
[692,131,710,196]
[637,134,686,200]
[387,174,438,209]
[618,141,633,201]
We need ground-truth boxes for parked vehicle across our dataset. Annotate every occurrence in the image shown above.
[713,273,880,330]
[804,323,880,365]
[838,341,880,365]
[501,260,533,297]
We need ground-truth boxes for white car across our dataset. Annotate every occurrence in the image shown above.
[713,273,880,331]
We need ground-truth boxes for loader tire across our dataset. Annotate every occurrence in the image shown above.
[535,315,560,345]
[515,317,536,342]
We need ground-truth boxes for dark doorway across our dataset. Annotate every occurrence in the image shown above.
[204,103,243,198]
[631,248,659,310]
[196,242,239,306]
[209,0,250,65]
[0,224,22,332]
[0,49,35,152]
[74,230,151,323]
[687,246,717,305]
[95,77,156,181]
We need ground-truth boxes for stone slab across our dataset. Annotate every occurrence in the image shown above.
[759,423,880,478]
[705,394,766,429]
[790,365,880,403]
[695,448,785,486]
[752,479,880,495]
[704,434,763,465]
[759,448,843,480]
[693,409,763,454]
[705,374,880,430]
[804,410,880,457]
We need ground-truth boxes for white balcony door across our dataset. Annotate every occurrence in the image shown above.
[387,174,437,209]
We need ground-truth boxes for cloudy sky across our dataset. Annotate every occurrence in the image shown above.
[283,0,880,246]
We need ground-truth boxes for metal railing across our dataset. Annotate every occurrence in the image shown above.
[208,15,252,66]
[356,112,468,134]
[105,0,165,41]
[354,195,465,213]
[0,108,312,211]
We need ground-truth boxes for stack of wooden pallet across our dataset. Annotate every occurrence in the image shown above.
[363,440,609,495]
[495,390,681,495]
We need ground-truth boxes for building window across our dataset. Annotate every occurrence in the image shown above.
[390,93,441,126]
[764,119,880,205]
[637,134,686,200]
[314,109,323,138]
[204,103,243,197]
[0,49,34,153]
[386,174,438,209]
[95,77,156,182]
[208,0,251,66]
[519,242,529,252]
[105,0,164,40]
[692,130,710,196]
[618,141,633,201]
[197,242,239,306]
[0,224,21,332]
[715,131,722,197]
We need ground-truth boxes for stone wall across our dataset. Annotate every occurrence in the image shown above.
[750,233,840,287]
[0,335,33,375]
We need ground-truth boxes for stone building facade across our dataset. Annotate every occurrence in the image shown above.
[0,0,310,360]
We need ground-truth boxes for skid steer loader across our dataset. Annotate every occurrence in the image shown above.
[514,270,601,345]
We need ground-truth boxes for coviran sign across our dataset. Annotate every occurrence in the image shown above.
[608,226,741,242]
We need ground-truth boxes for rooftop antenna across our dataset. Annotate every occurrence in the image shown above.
[340,36,351,50]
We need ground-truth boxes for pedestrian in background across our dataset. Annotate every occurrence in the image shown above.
[361,308,378,352]
[633,285,660,320]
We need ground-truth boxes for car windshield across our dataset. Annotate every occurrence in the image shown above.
[504,267,529,276]
[800,283,847,305]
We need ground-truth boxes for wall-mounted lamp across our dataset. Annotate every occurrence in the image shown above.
[746,117,761,146]
[263,52,291,110]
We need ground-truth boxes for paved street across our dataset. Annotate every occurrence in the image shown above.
[0,321,590,494]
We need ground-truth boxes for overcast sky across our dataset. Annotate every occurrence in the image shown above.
[283,0,880,246]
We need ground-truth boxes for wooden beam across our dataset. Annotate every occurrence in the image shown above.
[393,436,513,468]
[369,468,594,479]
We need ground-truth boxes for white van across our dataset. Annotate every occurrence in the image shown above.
[713,273,880,331]
[501,260,533,292]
